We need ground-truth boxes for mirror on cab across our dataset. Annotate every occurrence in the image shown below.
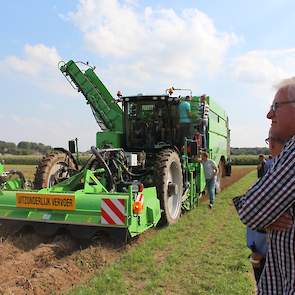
[68,140,76,154]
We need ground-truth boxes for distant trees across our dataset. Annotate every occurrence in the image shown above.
[0,141,17,154]
[0,140,268,156]
[230,147,269,156]
[0,140,52,155]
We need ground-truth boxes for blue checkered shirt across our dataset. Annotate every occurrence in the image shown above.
[233,135,295,294]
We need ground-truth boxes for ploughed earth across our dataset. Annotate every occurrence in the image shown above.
[0,166,254,295]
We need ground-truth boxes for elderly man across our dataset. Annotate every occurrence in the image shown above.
[247,130,286,285]
[233,77,295,294]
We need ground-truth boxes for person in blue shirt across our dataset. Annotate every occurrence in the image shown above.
[247,131,285,284]
[247,227,267,283]
[263,155,273,174]
[178,95,192,147]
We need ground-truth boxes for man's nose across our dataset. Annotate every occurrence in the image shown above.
[267,109,274,119]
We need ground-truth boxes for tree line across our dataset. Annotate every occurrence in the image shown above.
[0,140,52,155]
[231,147,269,155]
[0,139,268,156]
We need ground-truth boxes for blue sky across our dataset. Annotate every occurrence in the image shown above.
[1,0,295,151]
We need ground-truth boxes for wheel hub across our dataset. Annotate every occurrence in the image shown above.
[168,182,178,197]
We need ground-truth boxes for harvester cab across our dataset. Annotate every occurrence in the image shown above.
[0,60,231,240]
[122,94,180,150]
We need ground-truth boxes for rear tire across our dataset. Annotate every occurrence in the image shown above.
[155,149,183,225]
[34,150,77,189]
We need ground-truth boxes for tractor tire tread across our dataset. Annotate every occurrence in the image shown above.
[34,150,77,189]
[154,149,183,225]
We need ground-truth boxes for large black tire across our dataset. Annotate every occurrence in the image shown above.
[34,150,77,189]
[155,149,183,225]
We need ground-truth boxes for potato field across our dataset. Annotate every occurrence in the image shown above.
[0,165,256,294]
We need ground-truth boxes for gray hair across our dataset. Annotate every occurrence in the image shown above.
[275,77,295,103]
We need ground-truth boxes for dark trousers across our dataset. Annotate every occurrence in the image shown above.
[178,123,191,147]
[253,258,266,284]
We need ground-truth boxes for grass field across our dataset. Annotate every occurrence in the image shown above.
[231,155,260,165]
[5,164,37,181]
[68,169,256,295]
[1,154,261,166]
[4,164,256,183]
[0,155,42,165]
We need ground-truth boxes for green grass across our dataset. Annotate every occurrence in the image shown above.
[69,171,257,295]
[0,154,91,165]
[231,155,260,165]
[1,153,259,167]
[0,154,42,165]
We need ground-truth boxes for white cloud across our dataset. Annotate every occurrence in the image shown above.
[232,49,295,86]
[66,0,238,83]
[1,44,75,96]
[5,44,60,76]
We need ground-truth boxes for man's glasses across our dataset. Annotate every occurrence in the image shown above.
[269,100,295,112]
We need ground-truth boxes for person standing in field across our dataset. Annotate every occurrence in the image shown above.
[178,95,192,147]
[257,154,266,179]
[263,155,273,175]
[201,152,218,209]
[233,77,295,294]
[247,131,285,285]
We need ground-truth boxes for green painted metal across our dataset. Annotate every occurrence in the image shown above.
[180,93,229,211]
[0,163,161,237]
[0,189,127,227]
[0,164,24,190]
[96,131,123,149]
[206,96,230,163]
[0,63,230,239]
[181,141,206,211]
[2,179,23,191]
[59,60,123,134]
[128,187,161,237]
[190,95,230,163]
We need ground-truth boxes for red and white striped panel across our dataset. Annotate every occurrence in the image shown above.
[136,193,144,204]
[101,198,126,225]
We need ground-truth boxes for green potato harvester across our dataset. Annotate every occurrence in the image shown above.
[0,60,231,240]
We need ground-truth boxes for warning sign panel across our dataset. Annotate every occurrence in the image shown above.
[16,193,75,211]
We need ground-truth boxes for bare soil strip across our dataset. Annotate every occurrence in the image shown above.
[0,166,253,294]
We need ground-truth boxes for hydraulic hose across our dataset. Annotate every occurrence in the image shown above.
[114,158,147,177]
[90,146,115,191]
